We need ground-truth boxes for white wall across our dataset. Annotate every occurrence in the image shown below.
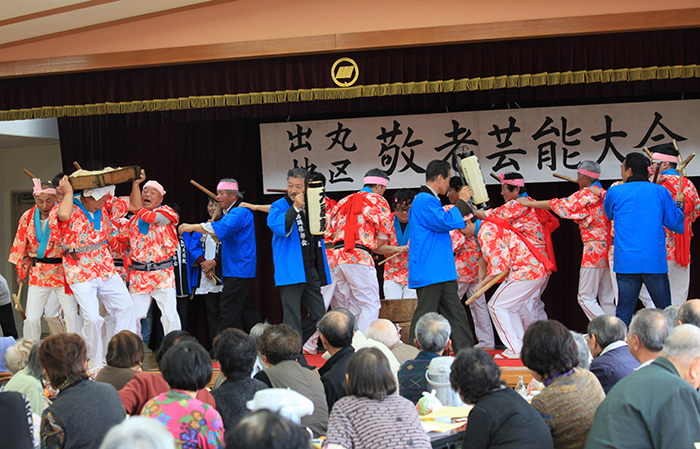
[0,144,63,292]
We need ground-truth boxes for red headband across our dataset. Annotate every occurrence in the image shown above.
[498,173,525,187]
[363,176,388,186]
[578,168,600,179]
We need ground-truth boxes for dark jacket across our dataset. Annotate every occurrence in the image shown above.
[318,345,355,412]
[211,374,267,433]
[589,344,639,394]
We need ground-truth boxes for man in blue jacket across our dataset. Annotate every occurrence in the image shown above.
[268,168,330,347]
[408,160,474,353]
[602,152,685,326]
[179,178,260,333]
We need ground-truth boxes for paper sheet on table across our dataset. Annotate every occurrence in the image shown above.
[422,406,473,420]
[421,420,466,433]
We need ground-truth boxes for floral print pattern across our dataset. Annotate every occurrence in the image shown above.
[477,221,547,281]
[142,390,224,449]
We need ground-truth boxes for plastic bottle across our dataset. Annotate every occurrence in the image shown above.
[515,375,527,397]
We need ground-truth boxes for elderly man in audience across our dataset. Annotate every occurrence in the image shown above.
[398,312,451,404]
[95,330,144,391]
[5,341,45,415]
[365,318,419,365]
[676,298,700,327]
[316,309,356,411]
[522,320,605,449]
[39,333,126,449]
[626,309,673,370]
[254,324,328,437]
[451,348,554,449]
[211,328,268,433]
[586,315,639,393]
[585,324,700,449]
[99,417,176,449]
[662,304,679,324]
[120,330,215,415]
[226,410,311,449]
[570,331,592,370]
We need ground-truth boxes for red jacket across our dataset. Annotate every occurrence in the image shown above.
[119,371,216,415]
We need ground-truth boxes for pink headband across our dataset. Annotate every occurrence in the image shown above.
[32,178,56,196]
[652,153,678,163]
[217,181,239,191]
[464,213,474,221]
[578,168,600,179]
[498,173,525,188]
[144,180,166,196]
[363,176,388,186]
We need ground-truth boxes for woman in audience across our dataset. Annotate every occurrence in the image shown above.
[254,324,328,438]
[39,333,125,449]
[5,337,33,374]
[119,330,215,415]
[211,329,267,432]
[99,416,175,449]
[142,340,224,449]
[522,320,605,449]
[0,390,35,449]
[324,347,431,449]
[450,348,553,449]
[95,330,144,391]
[5,341,45,414]
[226,410,311,449]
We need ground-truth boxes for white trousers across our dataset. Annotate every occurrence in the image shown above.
[578,267,616,320]
[383,279,417,299]
[332,264,380,333]
[132,288,182,337]
[70,274,135,365]
[639,260,690,307]
[457,281,495,348]
[488,277,547,358]
[520,274,549,329]
[23,286,79,341]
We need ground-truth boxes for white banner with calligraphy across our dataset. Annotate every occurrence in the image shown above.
[260,99,700,192]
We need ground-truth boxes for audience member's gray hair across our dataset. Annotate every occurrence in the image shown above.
[629,309,673,352]
[249,322,271,346]
[99,416,175,449]
[660,324,700,361]
[415,313,451,353]
[25,342,43,380]
[332,308,359,332]
[663,305,680,324]
[570,331,591,370]
[578,160,601,175]
[587,315,627,349]
[677,300,700,328]
[4,338,33,374]
[365,319,400,348]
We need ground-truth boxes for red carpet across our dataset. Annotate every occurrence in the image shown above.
[301,349,524,369]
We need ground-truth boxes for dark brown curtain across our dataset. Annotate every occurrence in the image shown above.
[2,28,699,111]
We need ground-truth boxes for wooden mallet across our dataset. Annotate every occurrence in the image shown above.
[23,169,37,179]
[465,271,507,306]
[553,173,578,183]
[190,180,218,201]
[378,251,404,266]
[12,283,26,321]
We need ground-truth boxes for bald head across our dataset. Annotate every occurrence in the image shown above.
[365,319,400,348]
[660,324,700,389]
[677,300,700,328]
[317,310,354,350]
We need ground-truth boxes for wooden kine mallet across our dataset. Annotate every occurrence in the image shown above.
[553,173,578,183]
[465,271,507,306]
[12,283,26,321]
[23,169,37,179]
[673,139,695,194]
[190,180,218,200]
[378,251,403,266]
